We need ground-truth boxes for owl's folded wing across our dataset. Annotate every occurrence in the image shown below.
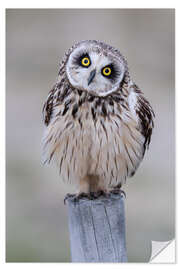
[42,84,57,126]
[134,85,155,153]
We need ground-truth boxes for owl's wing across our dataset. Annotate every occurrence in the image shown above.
[134,84,155,152]
[42,84,57,126]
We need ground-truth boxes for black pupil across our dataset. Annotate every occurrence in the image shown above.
[105,68,109,73]
[84,59,88,64]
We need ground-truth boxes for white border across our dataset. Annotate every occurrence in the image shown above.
[1,1,178,269]
[0,5,5,266]
[0,0,177,8]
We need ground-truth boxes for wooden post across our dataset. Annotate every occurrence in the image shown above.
[66,193,127,262]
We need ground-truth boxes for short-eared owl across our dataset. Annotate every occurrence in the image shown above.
[42,40,154,197]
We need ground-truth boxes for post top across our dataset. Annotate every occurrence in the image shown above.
[65,192,125,206]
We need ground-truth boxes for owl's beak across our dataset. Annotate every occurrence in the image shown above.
[88,69,96,85]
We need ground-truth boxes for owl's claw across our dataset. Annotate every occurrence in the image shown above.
[64,190,111,203]
[64,192,93,203]
[73,191,110,201]
[64,193,76,204]
[65,189,125,203]
[74,192,92,202]
[110,188,126,198]
[91,190,110,198]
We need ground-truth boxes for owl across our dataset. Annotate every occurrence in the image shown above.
[42,40,154,199]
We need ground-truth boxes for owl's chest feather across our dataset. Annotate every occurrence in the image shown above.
[56,95,142,156]
[43,90,146,185]
[61,98,144,183]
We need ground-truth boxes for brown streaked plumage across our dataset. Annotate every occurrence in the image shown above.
[42,40,155,196]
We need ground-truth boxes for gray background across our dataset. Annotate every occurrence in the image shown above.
[6,9,175,262]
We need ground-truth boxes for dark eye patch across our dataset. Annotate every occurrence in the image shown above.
[73,53,91,67]
[101,63,120,82]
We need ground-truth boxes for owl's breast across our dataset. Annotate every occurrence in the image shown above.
[63,97,145,184]
[43,92,145,186]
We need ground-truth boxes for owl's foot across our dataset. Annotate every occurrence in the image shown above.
[73,191,109,201]
[64,190,110,203]
[90,190,110,199]
[64,193,76,204]
[64,192,95,203]
[110,186,126,198]
[74,192,93,202]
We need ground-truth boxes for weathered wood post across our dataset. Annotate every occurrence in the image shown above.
[66,193,127,262]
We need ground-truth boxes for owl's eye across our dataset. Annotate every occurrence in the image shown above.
[81,57,91,67]
[102,66,112,77]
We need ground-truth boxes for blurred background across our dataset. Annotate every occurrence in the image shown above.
[6,9,175,262]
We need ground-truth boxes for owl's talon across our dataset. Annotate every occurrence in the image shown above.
[89,192,96,199]
[100,191,110,198]
[90,191,100,199]
[64,193,76,204]
[110,188,126,198]
[73,192,91,202]
[98,190,106,196]
[74,191,110,201]
[89,190,110,199]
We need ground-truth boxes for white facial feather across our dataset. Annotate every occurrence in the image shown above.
[128,89,138,121]
[66,42,125,97]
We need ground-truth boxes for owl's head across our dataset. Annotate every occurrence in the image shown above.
[65,40,129,97]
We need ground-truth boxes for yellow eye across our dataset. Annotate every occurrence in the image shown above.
[102,67,112,76]
[81,57,90,67]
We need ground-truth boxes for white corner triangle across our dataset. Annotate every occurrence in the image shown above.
[150,240,175,263]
